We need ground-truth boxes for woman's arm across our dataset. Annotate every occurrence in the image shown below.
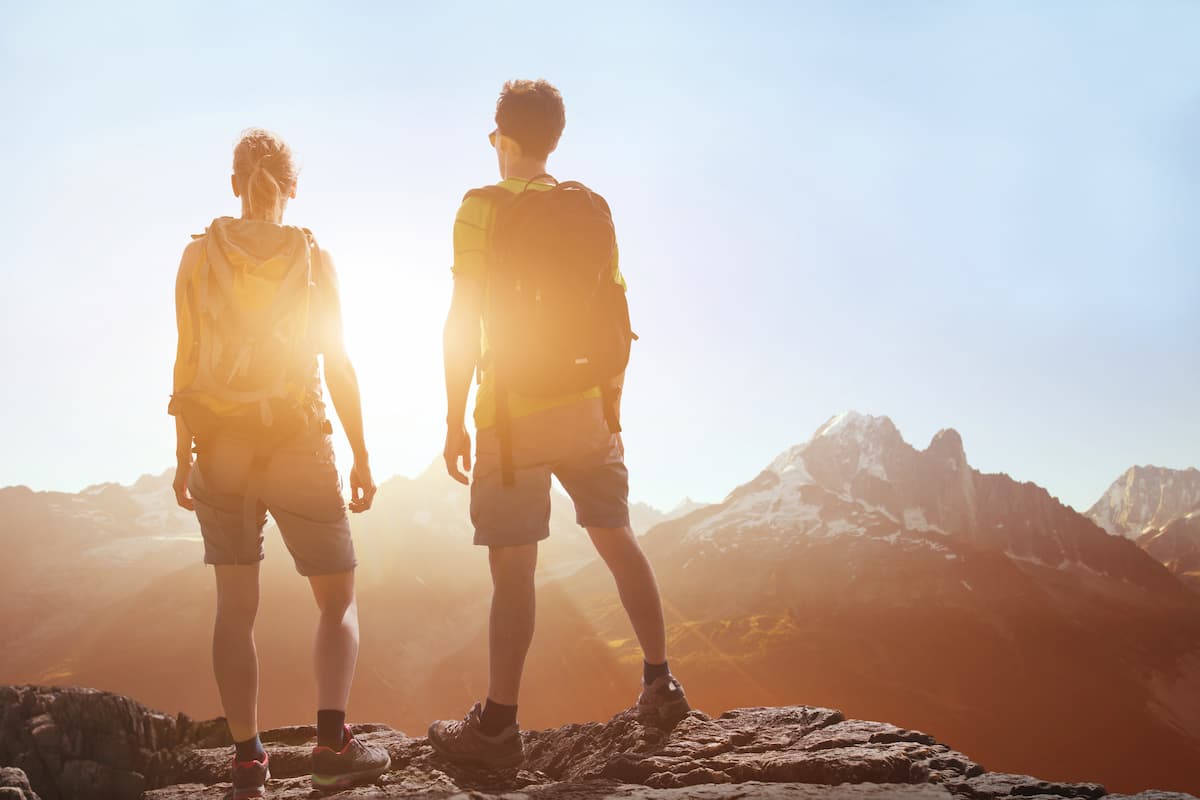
[316,249,376,513]
[172,244,198,510]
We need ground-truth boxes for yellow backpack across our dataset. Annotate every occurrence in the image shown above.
[170,219,320,449]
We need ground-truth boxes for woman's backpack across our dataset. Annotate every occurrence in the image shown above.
[170,223,321,452]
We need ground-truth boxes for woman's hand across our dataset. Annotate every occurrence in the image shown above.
[443,424,472,485]
[173,457,195,511]
[349,458,377,513]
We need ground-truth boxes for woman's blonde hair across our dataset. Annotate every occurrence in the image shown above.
[232,128,298,221]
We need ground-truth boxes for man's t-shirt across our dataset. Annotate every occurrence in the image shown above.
[452,177,625,431]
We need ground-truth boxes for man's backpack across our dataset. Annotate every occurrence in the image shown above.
[465,177,636,484]
[169,225,320,452]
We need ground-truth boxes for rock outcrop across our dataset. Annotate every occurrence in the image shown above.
[1087,466,1200,539]
[1,686,1195,800]
[0,767,41,800]
[0,686,227,800]
[1138,508,1200,590]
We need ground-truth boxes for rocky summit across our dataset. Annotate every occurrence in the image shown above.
[0,686,1194,800]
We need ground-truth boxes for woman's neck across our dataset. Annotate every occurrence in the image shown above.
[239,199,284,223]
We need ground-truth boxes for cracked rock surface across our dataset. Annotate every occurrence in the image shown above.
[1,687,1195,799]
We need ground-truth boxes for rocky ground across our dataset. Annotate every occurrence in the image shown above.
[0,686,1195,800]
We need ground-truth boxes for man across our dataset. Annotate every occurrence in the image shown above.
[429,79,689,769]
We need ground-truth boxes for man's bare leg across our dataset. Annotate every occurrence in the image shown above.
[587,525,667,665]
[425,542,534,765]
[487,543,539,705]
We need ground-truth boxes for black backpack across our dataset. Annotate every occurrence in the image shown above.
[465,176,636,484]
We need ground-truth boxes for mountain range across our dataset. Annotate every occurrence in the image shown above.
[1,411,1198,794]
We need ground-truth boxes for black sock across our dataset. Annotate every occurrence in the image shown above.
[644,659,670,685]
[317,709,347,749]
[480,699,518,736]
[234,734,265,763]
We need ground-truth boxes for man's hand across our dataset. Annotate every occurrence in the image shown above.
[173,458,195,511]
[444,423,472,485]
[349,458,377,513]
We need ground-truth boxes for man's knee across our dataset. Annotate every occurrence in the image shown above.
[587,525,642,562]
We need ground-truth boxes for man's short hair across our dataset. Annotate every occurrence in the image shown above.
[495,79,566,160]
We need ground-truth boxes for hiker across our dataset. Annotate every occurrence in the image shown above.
[169,129,390,797]
[430,80,689,768]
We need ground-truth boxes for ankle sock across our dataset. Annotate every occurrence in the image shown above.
[234,734,265,763]
[480,699,518,736]
[644,659,670,685]
[317,709,347,749]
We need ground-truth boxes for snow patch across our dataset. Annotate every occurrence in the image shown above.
[903,507,931,531]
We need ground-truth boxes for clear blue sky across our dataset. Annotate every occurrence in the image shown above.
[1,1,1196,513]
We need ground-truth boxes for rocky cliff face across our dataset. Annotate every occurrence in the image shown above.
[1087,466,1200,539]
[0,685,1193,800]
[1138,507,1200,590]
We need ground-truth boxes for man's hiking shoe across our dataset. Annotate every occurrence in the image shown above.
[638,674,691,725]
[225,752,269,799]
[311,724,391,792]
[427,702,524,769]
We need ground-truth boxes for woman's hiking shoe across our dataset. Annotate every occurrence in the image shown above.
[637,674,691,725]
[427,702,525,769]
[311,724,391,791]
[225,752,269,799]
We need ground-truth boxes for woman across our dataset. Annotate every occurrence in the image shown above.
[170,128,390,797]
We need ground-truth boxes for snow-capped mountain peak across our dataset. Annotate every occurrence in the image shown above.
[665,413,1165,589]
[812,411,898,442]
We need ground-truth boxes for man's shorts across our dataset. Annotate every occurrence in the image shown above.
[188,428,357,576]
[471,397,631,547]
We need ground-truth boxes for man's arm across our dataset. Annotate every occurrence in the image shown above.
[317,250,376,512]
[442,276,483,484]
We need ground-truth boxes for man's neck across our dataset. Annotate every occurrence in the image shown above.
[502,159,551,182]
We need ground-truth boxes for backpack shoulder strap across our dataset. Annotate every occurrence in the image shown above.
[554,181,613,217]
[463,184,516,206]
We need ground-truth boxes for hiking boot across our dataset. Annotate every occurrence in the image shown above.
[637,674,691,724]
[225,752,269,800]
[311,724,391,792]
[427,702,525,769]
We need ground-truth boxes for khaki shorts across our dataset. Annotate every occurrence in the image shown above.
[189,428,357,576]
[471,398,631,547]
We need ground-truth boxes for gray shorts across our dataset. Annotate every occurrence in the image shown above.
[189,428,357,576]
[471,397,631,547]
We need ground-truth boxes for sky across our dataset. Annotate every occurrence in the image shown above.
[0,1,1197,514]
